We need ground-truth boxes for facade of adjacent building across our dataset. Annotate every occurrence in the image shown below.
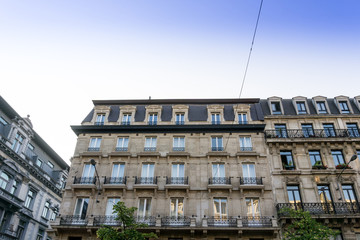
[0,96,69,240]
[52,96,360,240]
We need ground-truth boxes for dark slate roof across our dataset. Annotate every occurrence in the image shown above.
[259,100,271,116]
[188,105,208,121]
[161,105,172,121]
[82,109,94,123]
[223,105,235,121]
[307,99,317,114]
[134,105,146,122]
[282,99,297,115]
[108,106,120,122]
[250,103,264,121]
[327,99,340,114]
[351,100,360,114]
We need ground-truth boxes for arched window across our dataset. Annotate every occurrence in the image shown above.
[0,172,10,190]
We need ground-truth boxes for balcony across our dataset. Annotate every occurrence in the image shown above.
[144,147,156,152]
[265,129,360,140]
[73,177,96,184]
[94,216,122,226]
[240,147,253,151]
[134,177,157,185]
[277,202,360,217]
[87,147,100,152]
[161,216,191,227]
[166,177,188,185]
[135,216,156,226]
[209,177,231,185]
[242,216,272,227]
[115,147,128,152]
[0,188,23,208]
[172,147,185,152]
[0,228,17,240]
[211,147,224,152]
[240,177,263,185]
[104,177,127,185]
[60,215,88,225]
[208,216,237,227]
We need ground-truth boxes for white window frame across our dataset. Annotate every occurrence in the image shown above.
[239,137,252,151]
[170,198,184,218]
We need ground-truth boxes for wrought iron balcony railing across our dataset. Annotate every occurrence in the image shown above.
[60,215,88,225]
[166,177,188,185]
[277,202,360,216]
[208,216,237,227]
[240,177,263,185]
[209,177,231,185]
[265,129,360,139]
[161,216,191,226]
[211,147,224,152]
[115,147,128,152]
[240,147,253,151]
[73,177,96,184]
[87,147,100,152]
[94,215,122,226]
[242,216,272,227]
[0,189,23,206]
[104,177,127,184]
[172,147,185,152]
[144,147,156,152]
[135,177,157,185]
[135,216,156,226]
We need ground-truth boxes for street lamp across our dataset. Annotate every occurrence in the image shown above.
[90,159,101,203]
[336,154,358,200]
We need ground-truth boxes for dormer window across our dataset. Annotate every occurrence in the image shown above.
[12,132,24,153]
[238,113,248,124]
[122,114,132,125]
[148,113,158,125]
[316,102,327,114]
[211,113,221,125]
[339,101,350,114]
[296,102,307,114]
[271,102,281,115]
[175,113,185,125]
[95,114,105,125]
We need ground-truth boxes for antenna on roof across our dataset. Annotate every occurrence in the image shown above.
[149,96,151,100]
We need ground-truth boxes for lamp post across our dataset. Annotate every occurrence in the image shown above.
[90,159,101,202]
[336,154,358,200]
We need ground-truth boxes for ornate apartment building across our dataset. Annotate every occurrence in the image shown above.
[0,96,69,240]
[52,96,360,240]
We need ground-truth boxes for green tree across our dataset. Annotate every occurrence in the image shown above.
[97,201,158,240]
[282,208,339,240]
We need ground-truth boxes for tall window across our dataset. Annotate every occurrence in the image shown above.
[318,185,333,204]
[173,137,185,151]
[347,123,360,137]
[238,113,248,124]
[287,186,302,204]
[47,161,54,169]
[342,185,358,203]
[239,137,252,151]
[24,189,36,209]
[140,163,155,184]
[317,101,327,114]
[16,220,27,240]
[175,113,185,125]
[106,198,120,216]
[171,164,185,185]
[211,137,223,151]
[271,102,281,115]
[0,172,9,190]
[301,123,314,137]
[296,102,307,114]
[116,137,129,151]
[88,137,101,151]
[170,198,184,218]
[36,229,45,240]
[309,150,323,167]
[212,164,225,178]
[281,151,295,170]
[95,114,105,125]
[148,113,158,125]
[122,114,132,125]
[275,124,287,138]
[211,113,221,125]
[339,101,350,113]
[74,198,89,219]
[323,123,336,137]
[12,132,24,153]
[246,198,260,218]
[10,180,18,195]
[138,198,151,219]
[112,164,125,178]
[213,198,227,219]
[42,201,50,219]
[242,164,256,185]
[82,164,95,184]
[144,137,157,151]
[331,150,345,165]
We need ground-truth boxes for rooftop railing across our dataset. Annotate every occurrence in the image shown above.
[265,129,360,139]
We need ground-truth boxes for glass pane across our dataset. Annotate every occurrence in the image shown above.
[213,199,220,218]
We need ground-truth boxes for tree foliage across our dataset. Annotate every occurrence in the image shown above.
[282,208,339,240]
[97,201,158,240]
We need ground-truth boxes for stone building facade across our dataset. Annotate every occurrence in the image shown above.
[0,96,69,240]
[52,96,360,240]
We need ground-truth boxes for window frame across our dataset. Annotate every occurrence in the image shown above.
[296,101,307,114]
[88,137,102,151]
[211,136,223,151]
[24,189,37,209]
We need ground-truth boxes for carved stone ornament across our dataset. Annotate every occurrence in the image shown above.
[285,176,300,183]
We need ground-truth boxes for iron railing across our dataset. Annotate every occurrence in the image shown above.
[94,216,122,226]
[161,216,191,226]
[211,147,224,151]
[208,216,237,227]
[0,189,23,206]
[277,202,360,216]
[135,216,156,226]
[240,177,263,185]
[240,147,253,151]
[166,177,188,185]
[172,147,185,152]
[144,147,156,152]
[242,216,272,227]
[265,129,360,139]
[209,177,231,185]
[104,177,127,184]
[60,215,88,225]
[115,147,128,152]
[87,147,100,152]
[73,177,96,184]
[135,177,157,185]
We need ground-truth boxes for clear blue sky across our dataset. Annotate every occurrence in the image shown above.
[0,0,359,162]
